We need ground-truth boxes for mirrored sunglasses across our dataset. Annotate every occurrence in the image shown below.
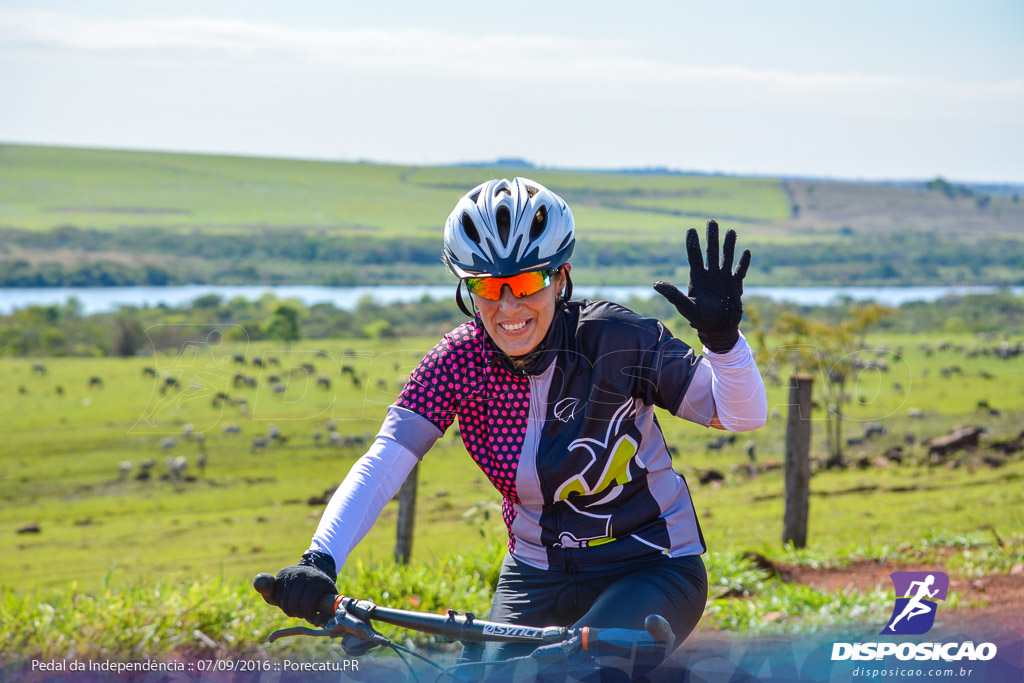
[464,270,553,301]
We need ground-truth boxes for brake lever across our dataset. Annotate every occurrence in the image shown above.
[326,605,388,645]
[268,626,331,642]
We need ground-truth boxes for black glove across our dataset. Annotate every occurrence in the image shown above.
[654,220,751,353]
[272,551,338,626]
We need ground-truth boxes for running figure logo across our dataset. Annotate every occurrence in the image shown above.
[882,571,949,635]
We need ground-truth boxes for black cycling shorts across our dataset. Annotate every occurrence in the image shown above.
[483,552,708,663]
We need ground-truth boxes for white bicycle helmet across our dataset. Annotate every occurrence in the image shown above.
[442,177,575,279]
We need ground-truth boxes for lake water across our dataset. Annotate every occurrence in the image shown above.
[0,284,1019,315]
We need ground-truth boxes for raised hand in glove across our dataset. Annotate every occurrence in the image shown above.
[271,551,338,626]
[653,220,751,353]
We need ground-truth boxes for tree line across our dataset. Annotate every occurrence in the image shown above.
[1,226,1021,286]
[1,289,1021,357]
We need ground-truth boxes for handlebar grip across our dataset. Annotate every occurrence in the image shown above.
[254,573,277,605]
[644,614,675,652]
[253,573,340,615]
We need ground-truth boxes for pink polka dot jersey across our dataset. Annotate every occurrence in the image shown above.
[395,319,527,548]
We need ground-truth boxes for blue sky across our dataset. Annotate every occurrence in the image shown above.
[1,1,1022,182]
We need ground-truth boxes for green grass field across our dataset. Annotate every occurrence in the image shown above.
[3,143,1019,243]
[0,145,789,239]
[1,329,1022,661]
[2,330,1021,592]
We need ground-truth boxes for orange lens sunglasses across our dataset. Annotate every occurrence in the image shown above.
[464,270,553,301]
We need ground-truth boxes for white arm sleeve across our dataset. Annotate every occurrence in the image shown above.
[675,331,768,431]
[306,437,419,570]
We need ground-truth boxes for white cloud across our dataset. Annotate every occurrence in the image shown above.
[2,7,1021,99]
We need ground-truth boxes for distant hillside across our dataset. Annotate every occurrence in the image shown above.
[0,144,1021,287]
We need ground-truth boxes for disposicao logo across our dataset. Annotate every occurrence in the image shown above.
[882,571,949,635]
[831,569,997,663]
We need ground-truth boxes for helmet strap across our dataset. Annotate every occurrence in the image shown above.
[455,281,475,317]
[558,269,573,310]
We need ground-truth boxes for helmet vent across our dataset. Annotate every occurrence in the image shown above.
[496,206,511,245]
[462,213,481,243]
[525,184,540,198]
[529,206,547,240]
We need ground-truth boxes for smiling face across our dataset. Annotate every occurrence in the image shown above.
[472,265,570,358]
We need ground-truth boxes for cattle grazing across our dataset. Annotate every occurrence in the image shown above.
[251,437,269,453]
[137,459,155,481]
[864,423,887,439]
[706,436,729,451]
[142,367,157,378]
[317,375,331,390]
[55,385,64,396]
[223,423,242,435]
[31,364,47,376]
[161,437,176,451]
[88,376,104,388]
[883,447,904,464]
[233,354,246,366]
[167,455,187,480]
[699,469,725,486]
[118,461,133,481]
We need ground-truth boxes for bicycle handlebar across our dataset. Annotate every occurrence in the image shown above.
[253,572,675,653]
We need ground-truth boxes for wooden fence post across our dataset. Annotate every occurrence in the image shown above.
[394,462,419,564]
[783,374,814,549]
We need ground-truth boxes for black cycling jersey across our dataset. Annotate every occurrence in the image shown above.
[380,299,711,570]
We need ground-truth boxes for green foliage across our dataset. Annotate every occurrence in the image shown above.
[3,290,1023,358]
[265,304,301,345]
[0,544,504,662]
[925,176,974,199]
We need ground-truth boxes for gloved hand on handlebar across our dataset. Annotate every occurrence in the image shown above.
[654,220,751,354]
[272,551,338,626]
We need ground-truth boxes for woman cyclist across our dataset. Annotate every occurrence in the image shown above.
[268,177,767,660]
